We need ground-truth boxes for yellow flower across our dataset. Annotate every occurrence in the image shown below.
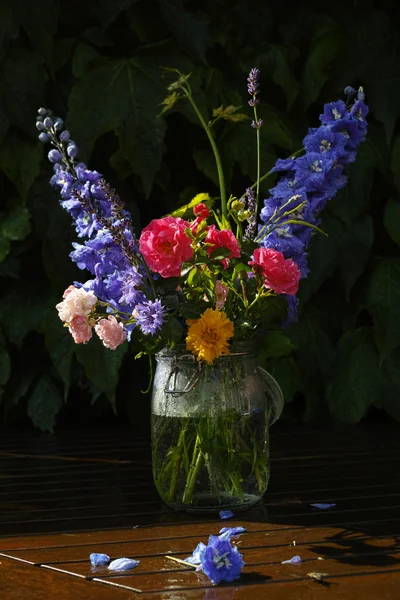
[186,308,234,365]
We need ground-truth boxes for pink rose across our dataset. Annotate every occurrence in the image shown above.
[215,281,229,309]
[139,216,193,278]
[56,287,97,323]
[95,315,127,350]
[249,248,300,295]
[205,225,241,269]
[68,315,93,344]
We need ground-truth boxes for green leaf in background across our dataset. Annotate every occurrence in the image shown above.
[380,348,400,421]
[68,51,170,197]
[88,0,138,27]
[158,0,208,63]
[391,135,400,192]
[337,215,374,301]
[266,356,303,404]
[76,337,128,410]
[365,258,400,362]
[44,311,75,400]
[27,374,63,433]
[384,197,400,247]
[258,330,295,360]
[301,20,340,107]
[0,199,31,263]
[0,43,46,137]
[326,327,384,423]
[0,346,11,389]
[0,133,42,200]
[0,283,50,347]
[260,44,299,110]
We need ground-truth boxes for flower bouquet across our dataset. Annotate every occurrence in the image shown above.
[36,70,368,510]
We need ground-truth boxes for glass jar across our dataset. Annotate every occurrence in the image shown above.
[151,343,284,512]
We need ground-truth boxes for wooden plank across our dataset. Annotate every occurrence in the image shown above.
[0,556,136,600]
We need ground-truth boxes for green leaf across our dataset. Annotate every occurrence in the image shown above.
[158,0,208,63]
[0,132,43,199]
[0,43,47,137]
[27,374,63,433]
[72,42,101,78]
[68,50,171,197]
[169,193,213,218]
[0,102,9,146]
[265,356,303,404]
[209,247,232,260]
[384,197,400,247]
[44,310,75,400]
[259,330,295,360]
[0,346,11,387]
[19,0,59,66]
[365,258,400,362]
[302,21,340,107]
[0,282,50,346]
[337,215,374,301]
[212,105,249,123]
[391,136,400,192]
[0,199,31,263]
[262,44,299,110]
[380,348,400,421]
[327,327,384,423]
[161,316,185,345]
[88,0,138,27]
[76,336,127,407]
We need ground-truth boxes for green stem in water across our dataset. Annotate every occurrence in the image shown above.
[185,94,227,218]
[182,434,203,504]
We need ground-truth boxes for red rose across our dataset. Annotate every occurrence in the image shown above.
[139,216,193,278]
[249,248,300,295]
[205,225,241,268]
[193,203,210,219]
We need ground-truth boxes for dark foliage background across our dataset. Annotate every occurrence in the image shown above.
[1,0,400,431]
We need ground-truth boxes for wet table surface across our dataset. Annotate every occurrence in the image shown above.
[0,422,399,599]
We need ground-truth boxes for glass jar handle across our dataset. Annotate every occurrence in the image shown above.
[258,366,284,425]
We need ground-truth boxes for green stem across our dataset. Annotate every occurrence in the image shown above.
[166,423,188,502]
[182,434,203,504]
[253,105,261,218]
[185,94,227,218]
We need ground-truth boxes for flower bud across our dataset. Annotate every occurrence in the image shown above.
[38,132,49,143]
[48,149,62,163]
[36,121,45,131]
[54,118,64,131]
[67,143,78,158]
[60,130,71,142]
[43,117,53,128]
[38,107,47,116]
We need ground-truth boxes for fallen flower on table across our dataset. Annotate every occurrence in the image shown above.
[108,558,140,571]
[184,541,207,565]
[310,503,336,509]
[219,510,234,520]
[307,571,329,582]
[89,553,110,566]
[199,535,245,584]
[218,526,247,541]
[281,555,302,565]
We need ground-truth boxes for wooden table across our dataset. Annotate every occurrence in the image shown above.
[0,422,399,599]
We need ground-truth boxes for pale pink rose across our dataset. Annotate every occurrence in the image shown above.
[62,285,76,298]
[139,216,193,278]
[215,281,229,309]
[95,315,127,350]
[68,315,93,344]
[56,287,97,323]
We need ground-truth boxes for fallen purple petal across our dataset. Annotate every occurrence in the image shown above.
[218,526,247,540]
[310,503,336,509]
[184,541,207,565]
[219,510,234,520]
[282,555,302,565]
[89,553,110,566]
[108,558,140,571]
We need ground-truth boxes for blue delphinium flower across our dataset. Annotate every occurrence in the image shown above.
[198,535,245,584]
[258,89,368,321]
[218,526,247,541]
[108,558,140,571]
[133,299,167,335]
[90,553,110,566]
[219,509,234,520]
[184,541,207,565]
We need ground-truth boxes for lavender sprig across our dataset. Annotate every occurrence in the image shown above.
[247,68,263,217]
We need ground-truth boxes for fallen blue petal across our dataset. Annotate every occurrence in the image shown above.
[90,553,110,566]
[218,526,247,540]
[219,510,234,520]
[310,503,336,510]
[184,542,207,565]
[282,555,302,565]
[108,558,140,571]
